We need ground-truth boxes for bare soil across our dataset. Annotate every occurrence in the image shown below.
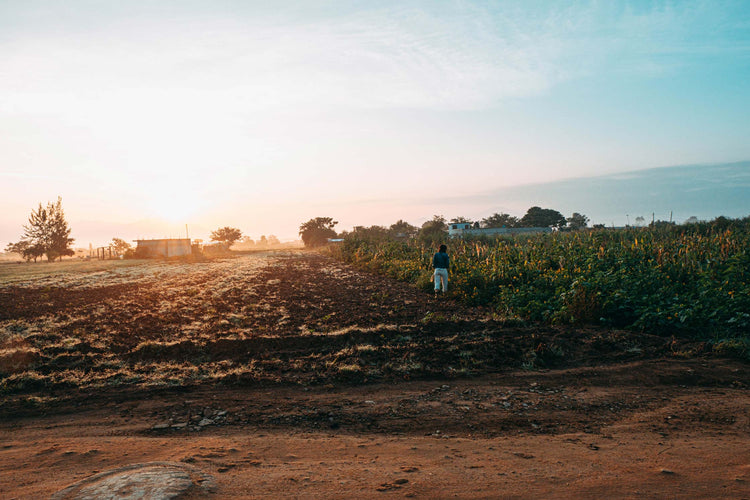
[0,251,748,499]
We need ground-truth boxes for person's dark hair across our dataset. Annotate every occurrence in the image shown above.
[439,244,447,253]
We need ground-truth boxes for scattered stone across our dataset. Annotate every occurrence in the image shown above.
[660,469,675,475]
[52,462,215,500]
[152,424,170,431]
[198,418,214,427]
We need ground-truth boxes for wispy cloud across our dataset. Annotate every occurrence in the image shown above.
[0,3,586,113]
[1,1,747,115]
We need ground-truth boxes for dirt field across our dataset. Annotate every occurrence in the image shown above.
[0,251,748,499]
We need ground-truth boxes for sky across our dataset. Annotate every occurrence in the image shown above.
[1,0,749,247]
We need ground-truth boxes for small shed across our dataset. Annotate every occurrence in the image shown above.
[135,238,192,258]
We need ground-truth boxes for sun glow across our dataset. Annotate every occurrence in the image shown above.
[145,185,206,225]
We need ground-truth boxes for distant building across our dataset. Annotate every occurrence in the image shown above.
[448,223,553,238]
[134,238,192,258]
[448,223,475,235]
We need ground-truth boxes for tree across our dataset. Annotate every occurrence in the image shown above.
[351,225,390,241]
[450,216,472,224]
[267,235,281,246]
[23,203,50,255]
[21,197,74,262]
[210,227,243,249]
[651,219,676,229]
[684,216,699,225]
[566,212,589,231]
[4,240,28,257]
[418,215,448,243]
[519,206,566,229]
[234,236,255,250]
[634,216,646,227]
[47,198,75,261]
[109,238,133,256]
[389,220,418,239]
[481,212,519,228]
[4,240,44,262]
[299,217,338,247]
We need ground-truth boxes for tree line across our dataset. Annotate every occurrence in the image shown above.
[4,197,288,262]
[298,207,590,247]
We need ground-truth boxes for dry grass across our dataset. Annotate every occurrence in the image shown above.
[0,258,149,286]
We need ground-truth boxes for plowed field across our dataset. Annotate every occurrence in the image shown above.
[1,251,748,499]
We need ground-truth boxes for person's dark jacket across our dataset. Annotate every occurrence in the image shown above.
[433,251,449,269]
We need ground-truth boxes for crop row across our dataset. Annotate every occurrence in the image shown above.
[328,220,750,340]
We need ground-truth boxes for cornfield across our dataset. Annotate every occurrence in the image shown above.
[328,219,750,339]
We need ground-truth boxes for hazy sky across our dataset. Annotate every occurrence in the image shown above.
[1,1,749,245]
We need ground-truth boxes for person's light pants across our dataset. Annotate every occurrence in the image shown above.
[434,268,448,292]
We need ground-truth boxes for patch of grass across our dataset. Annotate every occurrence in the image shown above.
[1,322,29,340]
[712,337,750,361]
[0,371,48,394]
[0,258,148,285]
[337,363,362,373]
[420,312,446,324]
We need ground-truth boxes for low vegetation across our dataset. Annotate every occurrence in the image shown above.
[328,217,750,342]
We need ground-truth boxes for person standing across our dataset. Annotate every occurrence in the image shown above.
[432,244,449,296]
